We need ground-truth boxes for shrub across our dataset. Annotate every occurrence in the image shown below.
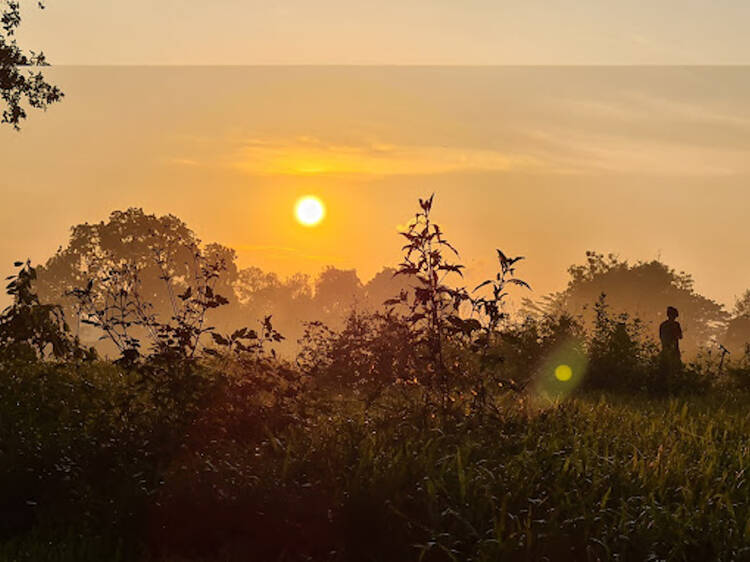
[585,294,658,392]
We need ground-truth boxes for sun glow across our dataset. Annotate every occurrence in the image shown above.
[295,196,326,226]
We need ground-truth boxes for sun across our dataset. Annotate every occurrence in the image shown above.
[295,195,326,227]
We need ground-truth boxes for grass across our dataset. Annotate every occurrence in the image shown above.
[3,389,748,561]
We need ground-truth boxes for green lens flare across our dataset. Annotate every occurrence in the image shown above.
[554,364,573,381]
[531,337,588,403]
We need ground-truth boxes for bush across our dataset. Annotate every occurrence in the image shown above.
[585,295,658,392]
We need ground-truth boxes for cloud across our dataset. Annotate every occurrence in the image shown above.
[168,157,200,166]
[521,126,750,177]
[229,136,543,177]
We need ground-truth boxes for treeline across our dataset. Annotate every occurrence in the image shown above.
[27,207,750,362]
[31,208,411,358]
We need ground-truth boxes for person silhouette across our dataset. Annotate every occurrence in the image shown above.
[659,307,683,388]
[659,306,683,359]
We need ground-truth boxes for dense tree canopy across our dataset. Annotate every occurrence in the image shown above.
[548,251,728,353]
[34,209,412,356]
[722,290,750,355]
[1,1,62,128]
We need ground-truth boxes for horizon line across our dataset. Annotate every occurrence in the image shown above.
[42,63,750,69]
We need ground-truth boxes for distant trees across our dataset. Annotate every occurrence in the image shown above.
[1,1,63,128]
[722,290,750,355]
[34,209,416,357]
[35,211,747,361]
[546,251,728,353]
[35,209,237,359]
[36,209,237,330]
[361,267,410,312]
[314,267,363,325]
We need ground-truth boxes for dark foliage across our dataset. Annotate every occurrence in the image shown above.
[1,196,748,561]
[545,251,728,354]
[0,260,92,361]
[0,1,62,129]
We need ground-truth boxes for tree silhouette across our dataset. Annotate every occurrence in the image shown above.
[313,266,363,327]
[1,1,62,129]
[549,251,727,354]
[722,290,750,355]
[362,267,411,313]
[0,260,77,360]
[35,209,239,352]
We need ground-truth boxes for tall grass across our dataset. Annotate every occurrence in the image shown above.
[2,196,749,560]
[3,384,748,561]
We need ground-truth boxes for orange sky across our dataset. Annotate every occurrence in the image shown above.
[15,1,750,65]
[3,67,750,309]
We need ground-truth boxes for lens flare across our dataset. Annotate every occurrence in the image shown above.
[530,338,588,404]
[555,364,573,382]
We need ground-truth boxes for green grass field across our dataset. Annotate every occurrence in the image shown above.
[3,389,748,561]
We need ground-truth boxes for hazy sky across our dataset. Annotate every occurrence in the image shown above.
[3,66,750,310]
[15,0,750,65]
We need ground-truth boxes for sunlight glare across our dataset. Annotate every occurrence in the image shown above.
[295,196,326,227]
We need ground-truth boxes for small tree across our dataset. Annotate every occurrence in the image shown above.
[466,250,530,410]
[586,293,656,391]
[0,260,80,360]
[68,243,230,363]
[391,194,468,408]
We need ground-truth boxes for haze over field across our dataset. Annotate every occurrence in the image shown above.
[7,3,750,560]
[3,66,750,309]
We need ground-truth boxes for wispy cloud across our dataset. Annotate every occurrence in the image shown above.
[168,157,200,167]
[229,136,543,177]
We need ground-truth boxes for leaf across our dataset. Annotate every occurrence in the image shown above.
[419,193,434,212]
[210,333,229,346]
[231,327,248,339]
[507,279,531,290]
[441,240,459,256]
[464,319,482,332]
[473,280,492,292]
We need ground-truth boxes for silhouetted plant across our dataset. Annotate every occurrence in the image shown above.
[208,315,284,358]
[586,293,658,391]
[725,344,750,390]
[390,194,469,409]
[297,310,417,406]
[461,250,530,413]
[0,260,87,360]
[36,209,238,348]
[497,310,586,391]
[1,1,63,129]
[548,251,727,355]
[68,242,230,363]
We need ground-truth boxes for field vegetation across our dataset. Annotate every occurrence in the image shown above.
[1,196,749,561]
